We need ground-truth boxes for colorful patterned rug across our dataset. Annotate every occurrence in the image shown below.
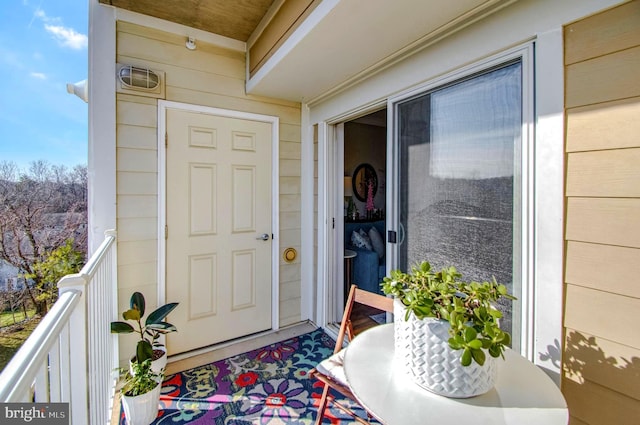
[119,329,377,424]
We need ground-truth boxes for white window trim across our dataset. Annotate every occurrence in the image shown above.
[157,100,281,334]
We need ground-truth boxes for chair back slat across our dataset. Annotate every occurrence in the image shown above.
[354,288,393,313]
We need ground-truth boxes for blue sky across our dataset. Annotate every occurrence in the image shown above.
[0,0,88,170]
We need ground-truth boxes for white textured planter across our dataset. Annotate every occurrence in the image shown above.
[393,298,496,398]
[121,382,161,425]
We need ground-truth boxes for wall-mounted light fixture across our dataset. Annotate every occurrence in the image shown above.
[116,64,165,99]
[118,65,160,90]
[185,36,196,50]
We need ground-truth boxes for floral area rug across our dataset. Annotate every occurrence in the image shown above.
[119,329,377,424]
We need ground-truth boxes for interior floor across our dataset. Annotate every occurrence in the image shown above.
[351,303,386,336]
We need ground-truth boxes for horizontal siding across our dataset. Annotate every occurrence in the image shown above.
[565,198,640,247]
[116,148,157,173]
[564,0,640,65]
[117,21,244,61]
[117,171,157,195]
[116,217,157,242]
[117,100,157,127]
[280,159,301,177]
[118,31,244,78]
[164,87,301,125]
[115,21,302,349]
[565,241,640,298]
[118,261,157,289]
[117,195,157,218]
[564,285,640,350]
[563,4,640,423]
[562,378,640,425]
[280,176,301,195]
[279,211,301,230]
[117,240,157,266]
[566,148,640,197]
[566,45,640,109]
[566,97,640,152]
[116,125,157,150]
[564,328,640,401]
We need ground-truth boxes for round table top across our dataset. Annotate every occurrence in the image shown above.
[343,324,568,425]
[344,249,357,259]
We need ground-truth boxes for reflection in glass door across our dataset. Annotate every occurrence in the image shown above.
[394,61,523,347]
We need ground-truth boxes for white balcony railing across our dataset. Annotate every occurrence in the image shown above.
[0,230,118,425]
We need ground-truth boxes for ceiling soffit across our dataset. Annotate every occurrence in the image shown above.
[99,0,274,42]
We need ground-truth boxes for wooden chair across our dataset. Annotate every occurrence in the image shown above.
[309,284,394,424]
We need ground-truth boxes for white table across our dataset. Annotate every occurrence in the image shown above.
[343,324,568,425]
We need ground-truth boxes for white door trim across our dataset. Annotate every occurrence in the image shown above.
[157,100,280,334]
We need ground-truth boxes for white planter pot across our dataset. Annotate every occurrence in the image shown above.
[393,298,496,398]
[121,382,161,425]
[130,347,167,376]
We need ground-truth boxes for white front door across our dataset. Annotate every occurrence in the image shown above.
[165,108,273,355]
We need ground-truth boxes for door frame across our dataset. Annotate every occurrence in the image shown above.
[320,103,388,328]
[157,100,280,337]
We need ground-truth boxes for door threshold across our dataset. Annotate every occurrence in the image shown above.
[165,321,317,375]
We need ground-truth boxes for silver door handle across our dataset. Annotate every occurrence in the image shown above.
[256,233,270,241]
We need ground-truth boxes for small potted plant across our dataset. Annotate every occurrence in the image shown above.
[119,358,163,425]
[111,292,179,373]
[381,261,515,398]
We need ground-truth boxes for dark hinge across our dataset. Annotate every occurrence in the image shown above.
[388,230,397,243]
[332,218,335,229]
[165,132,168,147]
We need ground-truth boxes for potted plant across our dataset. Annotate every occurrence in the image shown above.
[119,358,163,425]
[381,261,516,398]
[111,292,179,373]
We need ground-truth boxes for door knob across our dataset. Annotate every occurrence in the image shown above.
[256,233,270,241]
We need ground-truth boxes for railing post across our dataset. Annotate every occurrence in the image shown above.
[59,275,89,425]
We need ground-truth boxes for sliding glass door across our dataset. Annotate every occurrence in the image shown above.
[393,60,524,348]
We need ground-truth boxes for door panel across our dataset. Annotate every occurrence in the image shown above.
[166,109,273,355]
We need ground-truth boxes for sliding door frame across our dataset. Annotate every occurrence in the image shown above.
[386,43,535,359]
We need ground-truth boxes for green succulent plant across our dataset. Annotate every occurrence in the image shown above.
[381,261,516,367]
[110,292,179,364]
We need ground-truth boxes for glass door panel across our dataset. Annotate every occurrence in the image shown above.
[395,61,522,344]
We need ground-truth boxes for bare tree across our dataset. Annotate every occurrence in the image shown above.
[0,161,87,315]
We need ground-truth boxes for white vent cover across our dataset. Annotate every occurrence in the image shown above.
[116,63,165,98]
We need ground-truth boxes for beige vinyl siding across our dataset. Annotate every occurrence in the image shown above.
[563,2,640,424]
[115,21,302,358]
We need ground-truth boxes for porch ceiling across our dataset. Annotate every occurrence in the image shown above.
[98,0,274,42]
[100,0,516,103]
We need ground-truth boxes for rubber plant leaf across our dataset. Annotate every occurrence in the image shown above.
[110,321,135,333]
[146,322,177,333]
[146,302,179,325]
[122,308,140,321]
[136,340,153,363]
[130,292,146,317]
